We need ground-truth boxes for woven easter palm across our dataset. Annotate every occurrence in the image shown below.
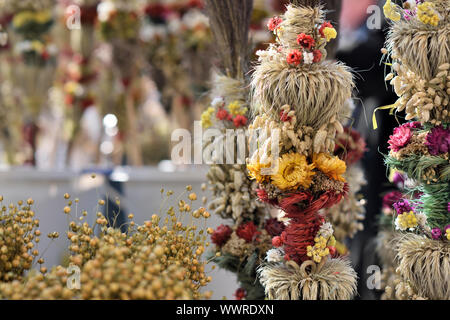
[395,233,450,300]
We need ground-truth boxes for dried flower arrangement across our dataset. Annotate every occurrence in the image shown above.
[61,1,100,164]
[202,0,273,300]
[140,0,212,130]
[248,4,357,300]
[381,0,450,300]
[0,186,214,299]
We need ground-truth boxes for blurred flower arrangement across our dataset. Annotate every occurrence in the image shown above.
[0,0,58,165]
[97,0,144,166]
[380,0,449,300]
[0,185,214,299]
[249,4,357,300]
[140,0,211,130]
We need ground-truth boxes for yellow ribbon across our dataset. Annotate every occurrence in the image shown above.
[372,103,398,130]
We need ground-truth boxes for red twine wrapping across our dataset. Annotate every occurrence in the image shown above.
[256,186,348,264]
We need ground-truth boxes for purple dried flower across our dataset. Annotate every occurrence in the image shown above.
[425,126,450,156]
[447,202,450,213]
[393,199,413,215]
[392,172,405,188]
[431,228,442,240]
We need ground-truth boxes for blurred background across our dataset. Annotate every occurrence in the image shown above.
[0,0,401,299]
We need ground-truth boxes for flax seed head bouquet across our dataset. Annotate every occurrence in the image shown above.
[249,4,357,300]
[0,187,214,300]
[381,0,450,300]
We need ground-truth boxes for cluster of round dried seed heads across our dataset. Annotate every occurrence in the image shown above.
[0,197,42,282]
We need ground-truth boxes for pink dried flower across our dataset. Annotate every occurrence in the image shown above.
[393,199,413,215]
[267,16,282,31]
[431,228,442,240]
[388,124,413,152]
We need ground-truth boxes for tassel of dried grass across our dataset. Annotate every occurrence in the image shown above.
[395,233,450,300]
[258,258,357,300]
[386,0,450,80]
[251,58,354,129]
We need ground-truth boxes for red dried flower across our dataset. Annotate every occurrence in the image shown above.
[319,22,333,38]
[296,33,315,50]
[236,222,260,243]
[272,236,283,247]
[234,288,246,300]
[286,49,302,66]
[233,115,247,127]
[267,16,283,31]
[216,108,229,121]
[313,49,322,63]
[211,225,232,247]
[279,110,292,122]
[382,191,403,210]
[264,218,285,237]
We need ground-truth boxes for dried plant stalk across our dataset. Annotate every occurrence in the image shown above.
[205,0,253,79]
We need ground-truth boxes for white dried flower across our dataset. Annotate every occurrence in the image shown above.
[97,1,116,22]
[266,248,284,263]
[303,52,314,64]
[211,97,225,109]
[319,222,334,239]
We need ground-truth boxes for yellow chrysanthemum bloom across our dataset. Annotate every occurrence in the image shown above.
[383,0,401,21]
[395,211,418,230]
[201,107,214,128]
[446,229,450,241]
[247,160,271,184]
[271,153,315,191]
[322,27,337,42]
[417,2,440,27]
[227,101,246,116]
[312,153,346,182]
